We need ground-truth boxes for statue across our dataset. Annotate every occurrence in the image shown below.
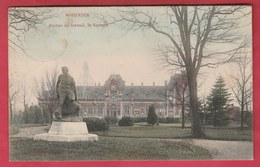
[34,66,98,142]
[55,66,81,121]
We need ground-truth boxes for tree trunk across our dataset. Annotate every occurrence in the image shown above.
[181,101,185,129]
[241,91,245,129]
[10,102,13,124]
[186,69,205,138]
[241,95,244,129]
[214,110,217,127]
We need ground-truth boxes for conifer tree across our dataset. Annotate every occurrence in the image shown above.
[206,76,232,127]
[147,105,158,125]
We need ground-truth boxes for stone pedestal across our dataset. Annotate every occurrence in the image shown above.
[34,122,98,142]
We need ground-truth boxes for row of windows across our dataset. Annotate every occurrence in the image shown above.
[84,107,103,115]
[83,106,178,116]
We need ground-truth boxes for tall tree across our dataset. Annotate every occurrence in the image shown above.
[147,105,158,125]
[206,76,232,127]
[34,67,59,123]
[18,80,32,111]
[176,74,189,129]
[231,53,252,129]
[8,79,20,123]
[103,6,250,138]
[167,72,189,129]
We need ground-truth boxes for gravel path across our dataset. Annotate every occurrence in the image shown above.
[191,139,253,160]
[11,126,253,160]
[11,126,49,138]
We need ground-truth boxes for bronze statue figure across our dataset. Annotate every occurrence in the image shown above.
[55,66,81,121]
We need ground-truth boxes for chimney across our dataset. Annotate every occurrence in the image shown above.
[153,82,155,86]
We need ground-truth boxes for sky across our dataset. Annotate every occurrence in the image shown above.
[9,6,252,108]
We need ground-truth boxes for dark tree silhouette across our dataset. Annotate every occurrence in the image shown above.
[206,76,232,127]
[147,105,158,125]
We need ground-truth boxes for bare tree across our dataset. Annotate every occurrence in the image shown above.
[175,74,189,129]
[101,6,250,138]
[231,53,252,129]
[8,7,52,57]
[34,67,59,123]
[18,80,32,111]
[9,79,20,123]
[167,72,189,129]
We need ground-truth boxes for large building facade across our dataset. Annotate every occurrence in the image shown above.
[77,73,188,119]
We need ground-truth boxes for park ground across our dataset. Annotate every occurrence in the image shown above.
[9,123,253,161]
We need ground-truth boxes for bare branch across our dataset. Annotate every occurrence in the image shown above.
[8,8,53,56]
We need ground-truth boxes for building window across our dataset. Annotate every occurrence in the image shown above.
[110,91,117,96]
[135,108,140,115]
[98,108,103,115]
[140,107,145,115]
[125,106,130,115]
[88,107,93,115]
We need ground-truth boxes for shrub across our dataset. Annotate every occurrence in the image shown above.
[104,116,118,125]
[133,117,147,123]
[166,117,181,123]
[158,117,181,123]
[158,117,166,123]
[245,111,252,129]
[147,105,158,125]
[118,116,134,126]
[83,117,109,131]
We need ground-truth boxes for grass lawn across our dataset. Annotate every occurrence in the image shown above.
[204,127,252,141]
[95,124,252,141]
[9,137,212,161]
[9,125,20,135]
[95,124,191,139]
[9,123,252,161]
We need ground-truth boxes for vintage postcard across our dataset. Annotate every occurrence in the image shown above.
[8,6,253,161]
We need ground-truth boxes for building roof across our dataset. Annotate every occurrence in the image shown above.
[167,74,183,89]
[76,73,187,101]
[123,86,166,100]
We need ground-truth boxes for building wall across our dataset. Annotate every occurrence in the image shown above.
[79,100,173,119]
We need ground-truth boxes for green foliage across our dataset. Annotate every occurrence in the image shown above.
[244,111,252,129]
[147,105,158,125]
[42,106,52,123]
[118,116,134,126]
[158,117,181,123]
[23,105,45,124]
[206,76,232,127]
[104,116,118,125]
[133,117,147,123]
[9,125,19,135]
[83,117,109,131]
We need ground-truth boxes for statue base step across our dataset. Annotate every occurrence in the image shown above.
[34,121,98,142]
